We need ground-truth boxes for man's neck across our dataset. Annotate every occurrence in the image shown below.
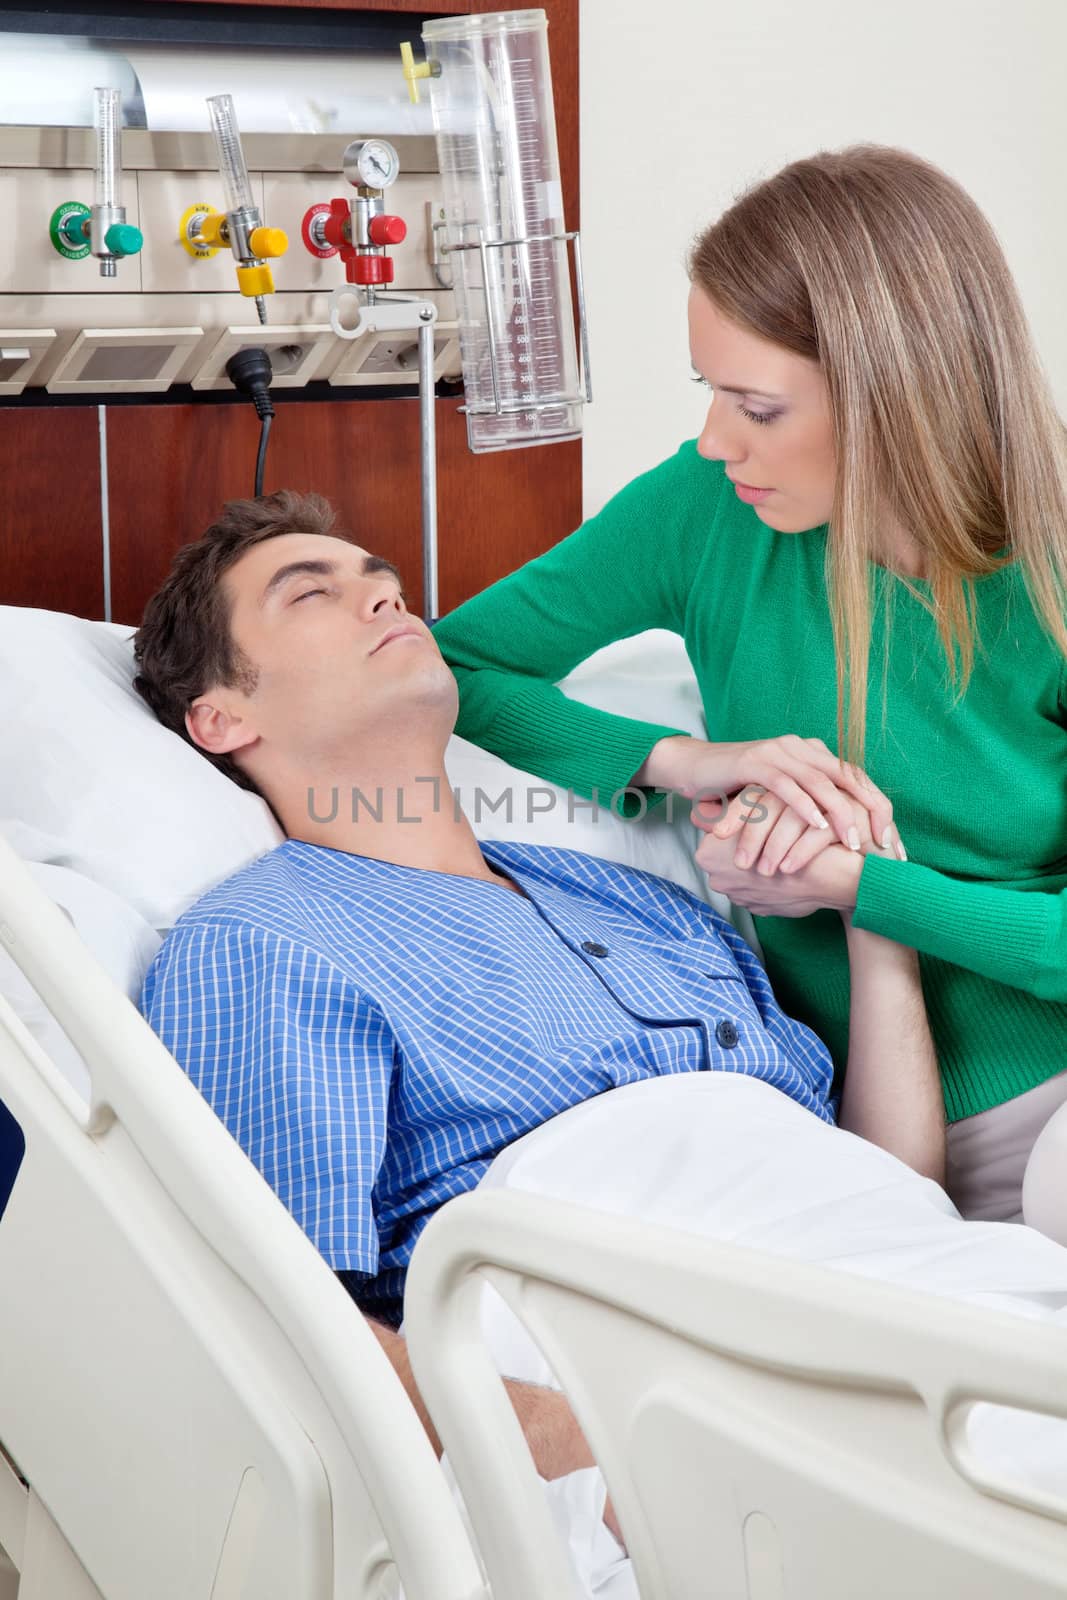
[267,757,523,894]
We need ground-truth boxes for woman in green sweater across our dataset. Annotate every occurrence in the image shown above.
[432,144,1067,1223]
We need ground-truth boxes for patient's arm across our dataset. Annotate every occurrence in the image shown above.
[838,921,945,1184]
[366,1317,610,1485]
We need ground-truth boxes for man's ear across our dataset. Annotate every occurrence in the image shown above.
[186,696,259,756]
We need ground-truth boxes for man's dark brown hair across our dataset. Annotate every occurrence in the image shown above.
[133,490,342,793]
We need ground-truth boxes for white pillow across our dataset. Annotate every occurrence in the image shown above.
[563,628,707,736]
[0,606,727,928]
[0,842,161,1103]
[0,607,282,930]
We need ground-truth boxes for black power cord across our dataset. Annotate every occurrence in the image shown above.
[225,347,275,497]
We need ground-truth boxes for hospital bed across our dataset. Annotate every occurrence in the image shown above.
[406,1183,1067,1598]
[2,602,1067,1597]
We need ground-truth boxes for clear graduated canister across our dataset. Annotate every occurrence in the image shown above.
[422,10,589,453]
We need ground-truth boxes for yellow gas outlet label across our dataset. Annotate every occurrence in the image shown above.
[180,202,221,259]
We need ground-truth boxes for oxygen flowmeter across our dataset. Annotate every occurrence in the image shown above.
[48,88,143,278]
[180,94,288,324]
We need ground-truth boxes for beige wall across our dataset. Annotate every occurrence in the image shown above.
[579,0,1067,514]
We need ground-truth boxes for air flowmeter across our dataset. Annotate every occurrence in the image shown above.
[180,94,288,324]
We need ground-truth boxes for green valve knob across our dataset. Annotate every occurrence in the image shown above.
[104,222,143,258]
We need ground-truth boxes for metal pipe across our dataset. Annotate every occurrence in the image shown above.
[476,230,503,417]
[418,313,438,621]
[571,229,593,403]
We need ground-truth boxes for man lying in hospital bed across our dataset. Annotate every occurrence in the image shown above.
[130,490,941,1484]
[122,491,1067,1584]
[1,492,1065,1596]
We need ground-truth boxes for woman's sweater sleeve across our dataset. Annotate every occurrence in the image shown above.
[853,661,1067,1001]
[852,856,1067,1001]
[433,443,719,802]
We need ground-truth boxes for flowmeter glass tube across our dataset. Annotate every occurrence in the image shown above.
[207,93,255,215]
[422,10,584,453]
[93,86,120,210]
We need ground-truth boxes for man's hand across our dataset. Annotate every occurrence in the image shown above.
[695,820,868,917]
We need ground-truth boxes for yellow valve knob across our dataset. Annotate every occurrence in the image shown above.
[197,211,228,248]
[400,41,433,105]
[236,263,274,298]
[249,226,288,259]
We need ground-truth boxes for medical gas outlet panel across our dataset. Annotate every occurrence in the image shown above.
[0,126,459,397]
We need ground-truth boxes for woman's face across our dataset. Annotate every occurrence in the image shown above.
[688,286,837,533]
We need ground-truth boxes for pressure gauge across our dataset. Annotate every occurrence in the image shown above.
[343,138,401,191]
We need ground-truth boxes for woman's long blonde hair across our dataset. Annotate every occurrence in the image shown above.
[690,144,1067,764]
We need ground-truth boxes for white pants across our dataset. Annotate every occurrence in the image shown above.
[946,1067,1067,1223]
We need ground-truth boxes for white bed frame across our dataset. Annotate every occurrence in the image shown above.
[405,1190,1067,1599]
[0,834,487,1599]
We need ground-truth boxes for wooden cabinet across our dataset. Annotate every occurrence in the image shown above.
[104,394,579,624]
[0,410,104,616]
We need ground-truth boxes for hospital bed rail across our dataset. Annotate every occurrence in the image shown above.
[0,832,488,1600]
[405,1186,1067,1600]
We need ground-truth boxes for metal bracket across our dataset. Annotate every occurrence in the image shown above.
[427,206,455,292]
[435,227,592,418]
[328,287,439,342]
[327,288,440,620]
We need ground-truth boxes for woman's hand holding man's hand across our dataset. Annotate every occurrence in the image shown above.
[693,767,906,873]
[641,733,904,858]
[635,733,907,918]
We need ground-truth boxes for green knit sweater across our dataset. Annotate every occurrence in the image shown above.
[433,441,1067,1122]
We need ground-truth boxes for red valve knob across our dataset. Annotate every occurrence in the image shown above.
[368,214,407,248]
[347,255,396,286]
[323,198,352,254]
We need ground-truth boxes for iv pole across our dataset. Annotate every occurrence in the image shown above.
[329,289,440,622]
[417,310,439,623]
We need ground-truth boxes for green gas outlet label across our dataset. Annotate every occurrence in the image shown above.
[49,202,91,260]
